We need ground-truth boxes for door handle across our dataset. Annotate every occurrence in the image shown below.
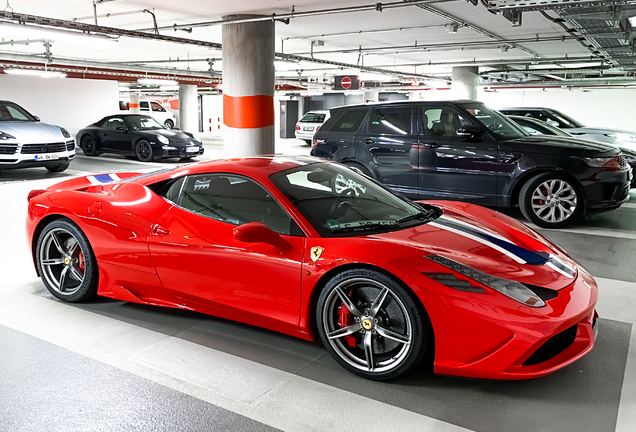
[364,138,375,144]
[152,224,170,235]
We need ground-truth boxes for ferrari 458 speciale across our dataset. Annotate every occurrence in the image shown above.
[26,157,598,380]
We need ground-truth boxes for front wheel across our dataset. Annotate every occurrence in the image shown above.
[135,140,154,162]
[519,172,582,228]
[36,219,98,302]
[316,268,429,380]
[46,161,70,173]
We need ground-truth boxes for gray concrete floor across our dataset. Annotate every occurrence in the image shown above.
[1,136,635,432]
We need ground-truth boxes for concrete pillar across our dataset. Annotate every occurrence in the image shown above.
[222,15,275,157]
[363,91,379,103]
[129,93,140,114]
[179,84,198,134]
[451,66,479,100]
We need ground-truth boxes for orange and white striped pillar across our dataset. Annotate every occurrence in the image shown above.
[129,93,140,114]
[222,15,275,157]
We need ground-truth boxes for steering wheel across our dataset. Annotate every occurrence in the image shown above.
[329,188,359,218]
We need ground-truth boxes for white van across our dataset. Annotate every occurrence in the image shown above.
[119,100,177,129]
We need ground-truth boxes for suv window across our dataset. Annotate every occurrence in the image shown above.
[150,102,166,112]
[327,109,367,133]
[367,106,412,135]
[140,101,150,110]
[423,108,471,137]
[175,173,301,236]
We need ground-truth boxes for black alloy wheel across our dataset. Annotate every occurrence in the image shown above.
[343,162,372,177]
[519,172,582,228]
[80,135,98,156]
[135,140,154,162]
[36,219,99,302]
[316,268,429,380]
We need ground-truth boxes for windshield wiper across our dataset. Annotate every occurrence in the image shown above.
[331,222,398,234]
[396,211,434,224]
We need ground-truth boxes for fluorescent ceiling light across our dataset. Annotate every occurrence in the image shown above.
[4,69,66,78]
[138,78,179,86]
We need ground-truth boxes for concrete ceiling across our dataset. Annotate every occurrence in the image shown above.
[0,0,635,89]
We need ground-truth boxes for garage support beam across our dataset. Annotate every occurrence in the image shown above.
[179,84,198,135]
[222,15,275,157]
[451,66,479,100]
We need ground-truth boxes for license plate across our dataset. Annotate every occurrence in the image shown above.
[303,127,314,131]
[35,153,60,161]
[185,147,199,153]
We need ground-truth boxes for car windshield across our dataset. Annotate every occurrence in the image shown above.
[299,112,326,123]
[270,162,441,237]
[513,117,571,137]
[460,103,529,140]
[0,102,36,122]
[549,110,584,128]
[126,116,165,131]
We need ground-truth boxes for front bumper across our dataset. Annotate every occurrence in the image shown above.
[156,145,204,159]
[0,140,75,170]
[582,167,632,212]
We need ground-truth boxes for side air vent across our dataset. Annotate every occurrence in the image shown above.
[523,324,577,366]
[424,273,486,293]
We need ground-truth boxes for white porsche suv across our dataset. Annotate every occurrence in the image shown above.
[0,100,75,173]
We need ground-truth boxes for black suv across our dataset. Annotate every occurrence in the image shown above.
[311,100,632,228]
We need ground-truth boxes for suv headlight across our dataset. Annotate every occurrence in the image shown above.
[582,157,622,171]
[0,131,16,140]
[60,127,71,138]
[156,135,169,144]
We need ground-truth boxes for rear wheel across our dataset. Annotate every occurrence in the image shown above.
[46,161,70,173]
[164,119,174,129]
[343,162,372,177]
[135,140,154,162]
[80,135,98,156]
[316,268,429,380]
[519,172,582,228]
[36,219,98,303]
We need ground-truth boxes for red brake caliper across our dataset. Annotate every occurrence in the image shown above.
[337,293,357,348]
[78,251,85,272]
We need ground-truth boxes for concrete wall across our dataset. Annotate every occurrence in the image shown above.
[478,87,636,131]
[201,94,224,139]
[0,75,118,138]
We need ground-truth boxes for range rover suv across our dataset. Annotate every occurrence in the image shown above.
[311,100,632,228]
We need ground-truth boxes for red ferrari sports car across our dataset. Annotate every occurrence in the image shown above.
[26,156,598,380]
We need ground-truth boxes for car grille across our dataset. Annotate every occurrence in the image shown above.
[21,143,67,154]
[522,324,578,366]
[618,155,629,169]
[66,141,75,151]
[0,145,17,155]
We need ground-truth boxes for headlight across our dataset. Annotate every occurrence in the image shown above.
[614,133,636,143]
[582,157,622,171]
[425,254,545,308]
[60,127,71,138]
[0,131,16,140]
[156,135,169,144]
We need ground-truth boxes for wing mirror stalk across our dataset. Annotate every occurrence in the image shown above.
[234,222,292,251]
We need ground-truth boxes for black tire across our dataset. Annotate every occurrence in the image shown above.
[80,135,98,156]
[519,172,582,228]
[316,267,429,380]
[135,139,154,162]
[35,219,99,303]
[303,139,312,145]
[46,161,70,173]
[343,162,372,178]
[164,119,174,129]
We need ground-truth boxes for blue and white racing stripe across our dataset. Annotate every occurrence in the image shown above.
[430,216,575,278]
[86,173,121,185]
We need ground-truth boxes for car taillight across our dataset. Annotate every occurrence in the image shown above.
[27,189,47,202]
[295,125,301,131]
[312,139,325,148]
[315,125,321,131]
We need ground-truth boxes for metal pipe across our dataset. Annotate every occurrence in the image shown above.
[73,9,147,22]
[137,0,456,32]
[283,24,451,41]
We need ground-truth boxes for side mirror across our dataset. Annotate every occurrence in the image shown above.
[234,222,291,251]
[33,116,40,122]
[456,125,482,138]
[546,120,560,127]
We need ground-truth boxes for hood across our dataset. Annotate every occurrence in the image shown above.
[372,201,576,291]
[504,135,619,157]
[0,120,66,144]
[568,127,636,137]
[567,128,636,151]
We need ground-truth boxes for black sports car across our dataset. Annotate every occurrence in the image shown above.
[77,114,204,162]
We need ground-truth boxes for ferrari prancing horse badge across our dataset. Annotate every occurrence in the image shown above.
[310,247,324,262]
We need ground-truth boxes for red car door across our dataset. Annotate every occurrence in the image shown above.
[147,173,306,334]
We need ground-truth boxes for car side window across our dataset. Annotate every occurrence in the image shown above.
[423,108,470,137]
[177,174,302,236]
[106,118,125,130]
[151,102,166,112]
[140,101,150,111]
[367,107,412,135]
[5,105,29,121]
[328,109,367,133]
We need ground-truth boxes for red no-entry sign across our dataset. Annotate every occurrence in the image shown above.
[341,76,352,89]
